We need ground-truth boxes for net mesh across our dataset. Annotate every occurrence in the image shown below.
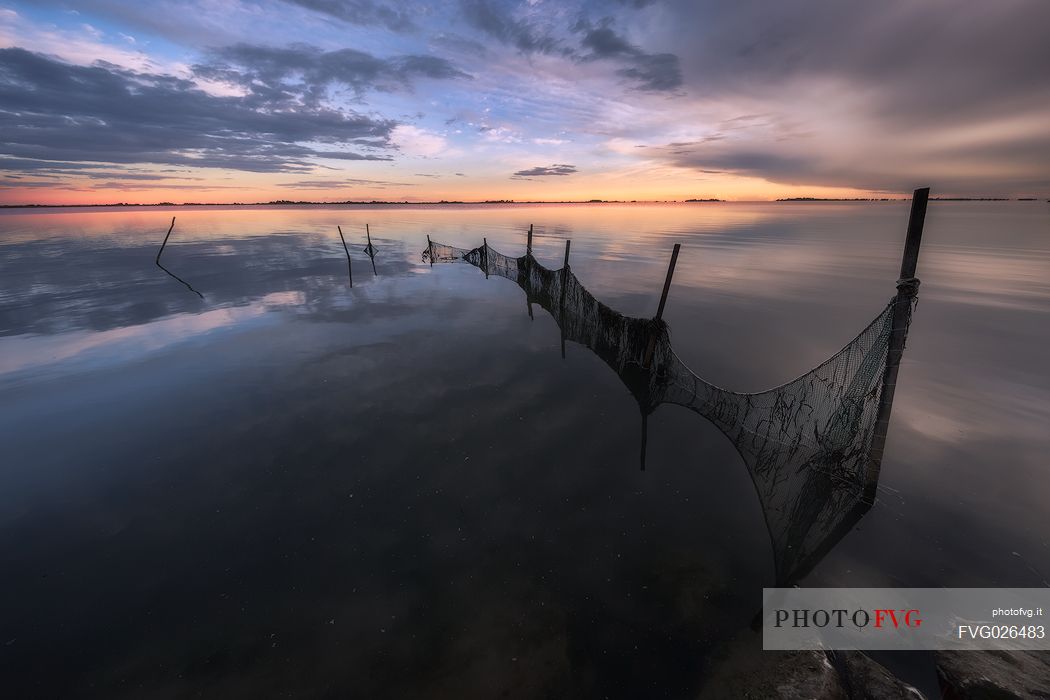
[424,239,916,584]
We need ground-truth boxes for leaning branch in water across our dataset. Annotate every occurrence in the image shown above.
[155,216,204,299]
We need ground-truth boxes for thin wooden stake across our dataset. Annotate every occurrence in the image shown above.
[526,224,534,256]
[156,216,176,265]
[560,239,571,358]
[654,243,681,321]
[337,225,353,287]
[643,243,681,367]
[865,186,929,502]
[483,237,489,278]
[365,224,377,275]
[426,234,434,267]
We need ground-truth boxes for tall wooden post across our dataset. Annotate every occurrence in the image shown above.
[865,187,929,503]
[527,224,533,256]
[337,225,353,287]
[482,237,489,279]
[560,239,571,358]
[654,244,681,321]
[426,234,434,267]
[643,244,681,367]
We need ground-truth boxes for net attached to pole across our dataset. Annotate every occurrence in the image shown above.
[422,240,475,264]
[423,239,917,584]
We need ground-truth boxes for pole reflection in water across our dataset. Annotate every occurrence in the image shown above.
[336,225,353,287]
[363,224,378,276]
[155,216,204,299]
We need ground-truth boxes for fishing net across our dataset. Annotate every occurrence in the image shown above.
[422,240,473,264]
[424,239,918,584]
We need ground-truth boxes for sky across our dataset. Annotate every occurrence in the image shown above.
[1,0,1048,204]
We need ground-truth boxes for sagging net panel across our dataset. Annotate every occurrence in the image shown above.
[422,240,474,264]
[423,239,913,584]
[658,306,896,581]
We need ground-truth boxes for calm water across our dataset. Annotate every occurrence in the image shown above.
[1,202,1048,697]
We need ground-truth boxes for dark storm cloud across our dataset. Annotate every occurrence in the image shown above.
[613,53,680,92]
[644,143,811,183]
[193,44,471,108]
[644,134,1050,194]
[659,0,1045,128]
[459,2,681,91]
[278,0,417,32]
[0,47,469,175]
[573,20,682,92]
[458,0,567,55]
[663,0,1050,116]
[576,23,634,55]
[512,164,577,179]
[632,0,1050,193]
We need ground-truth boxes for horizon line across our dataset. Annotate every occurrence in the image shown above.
[4,196,1042,210]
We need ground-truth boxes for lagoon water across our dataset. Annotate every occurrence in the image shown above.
[1,202,1048,697]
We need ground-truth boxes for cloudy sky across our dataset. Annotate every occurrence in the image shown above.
[1,0,1047,204]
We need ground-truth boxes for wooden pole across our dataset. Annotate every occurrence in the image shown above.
[527,224,533,256]
[426,234,433,267]
[899,189,929,280]
[560,239,571,358]
[337,225,353,287]
[865,187,929,502]
[654,243,681,321]
[483,237,489,278]
[643,243,681,367]
[156,216,176,264]
[525,239,534,319]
